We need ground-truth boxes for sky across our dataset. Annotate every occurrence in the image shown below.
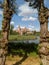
[0,0,49,32]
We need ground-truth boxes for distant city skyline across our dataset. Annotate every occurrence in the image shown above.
[13,25,35,31]
[0,0,49,32]
[15,25,35,35]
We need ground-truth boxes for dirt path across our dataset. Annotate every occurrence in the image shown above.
[6,55,40,65]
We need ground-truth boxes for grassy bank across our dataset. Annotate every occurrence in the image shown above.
[6,42,40,65]
[9,35,36,41]
[0,32,40,41]
[8,42,38,57]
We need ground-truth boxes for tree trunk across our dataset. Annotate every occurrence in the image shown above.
[38,5,49,65]
[0,0,13,65]
[40,22,48,42]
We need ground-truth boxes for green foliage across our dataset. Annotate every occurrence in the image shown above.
[35,32,40,36]
[9,35,36,41]
[40,62,43,65]
[0,30,2,34]
[10,24,14,34]
[9,0,18,14]
[37,44,43,51]
[0,0,18,14]
[11,31,19,35]
[25,0,44,10]
[0,30,2,38]
[47,45,49,49]
[0,31,38,40]
[8,42,38,57]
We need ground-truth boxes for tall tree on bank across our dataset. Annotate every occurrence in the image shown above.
[25,0,49,65]
[0,0,17,65]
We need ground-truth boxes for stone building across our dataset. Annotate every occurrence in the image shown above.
[16,25,34,35]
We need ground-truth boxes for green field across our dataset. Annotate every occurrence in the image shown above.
[9,35,36,41]
[0,32,40,41]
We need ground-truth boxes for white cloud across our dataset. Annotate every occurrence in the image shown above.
[29,28,34,31]
[22,16,37,21]
[18,2,38,22]
[29,17,37,21]
[22,17,28,21]
[28,25,34,28]
[28,24,35,31]
[16,25,25,28]
[10,21,14,25]
[35,28,40,32]
[0,10,3,15]
[28,24,40,32]
[13,25,25,30]
[29,27,40,32]
[13,26,17,30]
[18,2,38,16]
[16,25,19,28]
[20,26,25,28]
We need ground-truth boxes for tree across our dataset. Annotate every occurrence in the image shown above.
[10,23,14,34]
[25,0,49,65]
[0,0,17,65]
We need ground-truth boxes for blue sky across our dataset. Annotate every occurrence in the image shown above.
[0,0,49,31]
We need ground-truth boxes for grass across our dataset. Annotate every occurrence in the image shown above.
[0,32,40,41]
[6,54,40,65]
[0,34,36,41]
[9,34,36,41]
[8,42,38,57]
[29,51,38,57]
[0,32,40,65]
[7,52,38,61]
[0,34,2,38]
[7,42,40,65]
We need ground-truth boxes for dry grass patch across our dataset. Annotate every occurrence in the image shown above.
[6,55,40,65]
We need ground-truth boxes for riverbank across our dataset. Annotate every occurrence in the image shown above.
[7,42,41,65]
[8,42,39,60]
[9,35,36,41]
[0,32,40,41]
[6,55,40,65]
